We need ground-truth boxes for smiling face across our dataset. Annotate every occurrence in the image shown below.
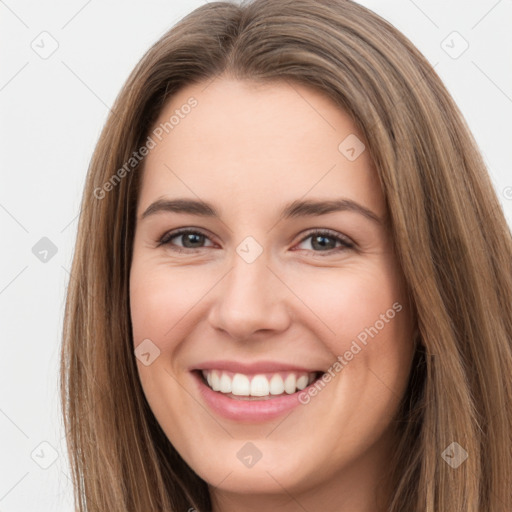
[129,77,416,511]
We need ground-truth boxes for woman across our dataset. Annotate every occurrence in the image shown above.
[60,0,512,511]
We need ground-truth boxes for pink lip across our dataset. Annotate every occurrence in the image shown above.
[191,370,320,423]
[191,359,321,374]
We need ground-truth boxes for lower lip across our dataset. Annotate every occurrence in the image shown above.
[191,371,316,423]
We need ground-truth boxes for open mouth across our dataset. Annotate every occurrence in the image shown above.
[194,369,325,401]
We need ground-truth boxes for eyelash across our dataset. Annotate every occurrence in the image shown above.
[157,228,355,256]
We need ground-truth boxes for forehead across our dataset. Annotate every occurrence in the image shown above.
[138,77,385,219]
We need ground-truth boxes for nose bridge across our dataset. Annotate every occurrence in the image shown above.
[207,240,290,339]
[229,245,271,301]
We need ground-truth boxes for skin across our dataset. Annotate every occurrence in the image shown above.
[130,76,416,512]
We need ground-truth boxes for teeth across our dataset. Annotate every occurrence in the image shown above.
[209,370,221,391]
[269,374,284,395]
[284,374,296,394]
[296,375,309,390]
[232,373,250,396]
[250,375,269,396]
[201,370,318,397]
[219,372,232,393]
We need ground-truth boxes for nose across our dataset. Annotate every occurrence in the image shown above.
[207,249,291,341]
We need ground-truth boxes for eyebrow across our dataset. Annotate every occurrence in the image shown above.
[140,197,383,225]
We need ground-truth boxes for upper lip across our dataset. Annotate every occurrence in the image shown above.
[191,360,324,374]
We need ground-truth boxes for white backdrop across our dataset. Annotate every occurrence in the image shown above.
[0,1,511,510]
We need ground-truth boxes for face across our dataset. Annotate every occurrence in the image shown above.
[130,77,416,509]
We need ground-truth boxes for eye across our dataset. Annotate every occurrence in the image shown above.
[157,228,216,252]
[294,229,354,255]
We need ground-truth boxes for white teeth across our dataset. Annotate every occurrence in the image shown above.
[269,374,284,395]
[296,375,309,390]
[232,373,251,396]
[201,370,319,397]
[219,372,232,393]
[250,375,270,396]
[210,370,221,391]
[284,374,296,394]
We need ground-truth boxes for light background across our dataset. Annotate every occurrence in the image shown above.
[0,0,511,510]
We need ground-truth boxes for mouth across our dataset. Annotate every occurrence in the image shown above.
[194,369,325,401]
[190,361,329,422]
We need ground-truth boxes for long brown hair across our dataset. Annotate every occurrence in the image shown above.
[60,0,512,510]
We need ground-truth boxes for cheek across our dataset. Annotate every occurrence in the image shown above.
[130,260,213,347]
[285,258,414,410]
[129,259,201,429]
[287,260,407,349]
